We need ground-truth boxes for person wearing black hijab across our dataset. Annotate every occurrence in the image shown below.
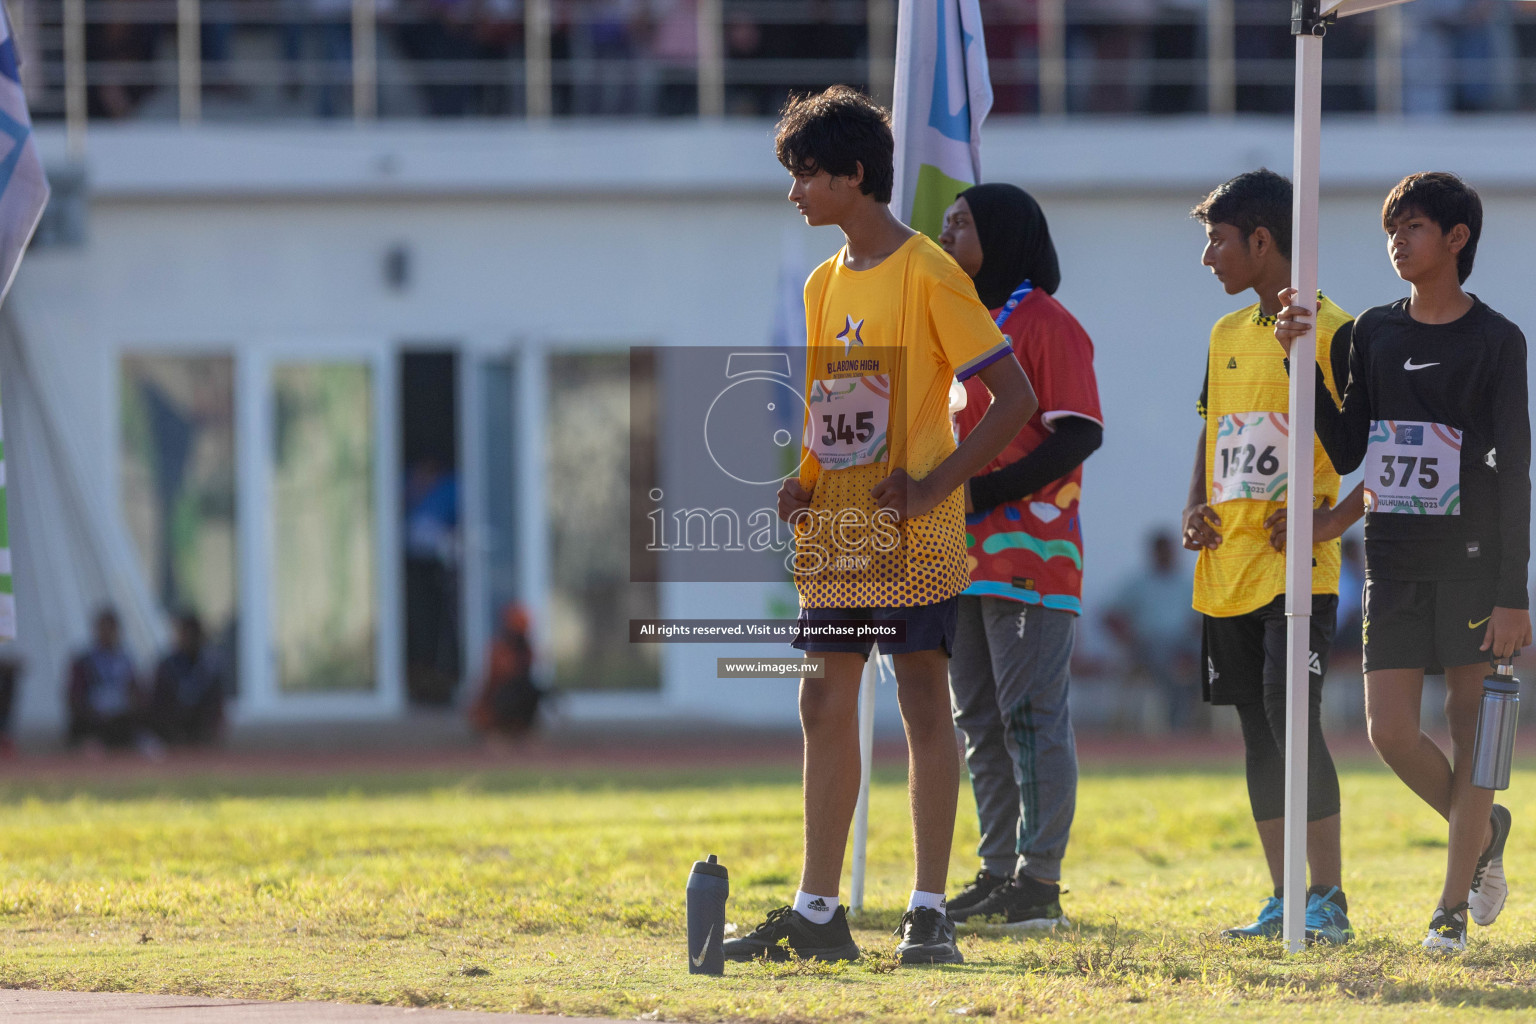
[953,181,1062,305]
[943,183,1093,508]
[939,183,1104,932]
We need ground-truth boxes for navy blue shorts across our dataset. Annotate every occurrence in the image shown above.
[790,597,959,658]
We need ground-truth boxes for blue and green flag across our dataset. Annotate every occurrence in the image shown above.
[0,4,52,639]
[890,0,993,239]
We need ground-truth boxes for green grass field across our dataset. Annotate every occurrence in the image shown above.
[0,759,1535,1021]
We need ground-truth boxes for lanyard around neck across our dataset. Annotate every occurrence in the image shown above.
[994,281,1034,328]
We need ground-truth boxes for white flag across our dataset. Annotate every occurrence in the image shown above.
[890,0,992,239]
[0,3,49,639]
[0,5,45,305]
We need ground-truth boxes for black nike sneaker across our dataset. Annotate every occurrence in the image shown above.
[894,906,964,964]
[721,905,861,962]
[955,875,1067,931]
[946,869,1008,921]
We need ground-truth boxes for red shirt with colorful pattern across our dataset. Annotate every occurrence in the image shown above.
[956,288,1102,614]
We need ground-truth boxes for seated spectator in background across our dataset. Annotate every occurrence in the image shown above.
[980,0,1039,114]
[470,603,545,740]
[1402,0,1518,114]
[1233,0,1292,113]
[571,0,646,115]
[395,0,481,115]
[302,0,357,117]
[645,0,699,115]
[150,613,225,747]
[1067,0,1152,113]
[67,607,147,750]
[723,11,768,115]
[1103,531,1201,730]
[404,455,461,704]
[473,0,527,115]
[86,5,157,119]
[1146,0,1203,114]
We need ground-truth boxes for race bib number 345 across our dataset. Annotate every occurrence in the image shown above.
[1211,412,1290,502]
[1365,420,1461,515]
[806,375,890,471]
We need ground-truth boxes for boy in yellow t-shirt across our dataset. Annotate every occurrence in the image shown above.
[722,87,1036,967]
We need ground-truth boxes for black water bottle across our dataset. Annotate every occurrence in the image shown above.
[686,854,728,975]
[1472,659,1520,791]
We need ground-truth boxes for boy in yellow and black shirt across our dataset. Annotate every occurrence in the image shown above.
[1183,170,1364,943]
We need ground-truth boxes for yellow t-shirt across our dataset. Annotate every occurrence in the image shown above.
[795,233,1011,609]
[1193,296,1352,617]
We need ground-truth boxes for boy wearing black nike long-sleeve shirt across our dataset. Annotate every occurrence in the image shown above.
[1277,172,1531,954]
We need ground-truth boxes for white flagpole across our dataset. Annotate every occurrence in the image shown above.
[850,653,879,911]
[852,0,921,916]
[865,0,990,914]
[1287,0,1462,956]
[1283,5,1324,955]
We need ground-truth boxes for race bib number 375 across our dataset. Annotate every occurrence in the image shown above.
[806,375,890,471]
[1211,411,1290,502]
[1365,420,1462,515]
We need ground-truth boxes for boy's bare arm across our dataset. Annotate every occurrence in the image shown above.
[872,355,1036,521]
[776,477,812,522]
[1264,481,1365,552]
[1182,426,1221,550]
[1321,482,1366,541]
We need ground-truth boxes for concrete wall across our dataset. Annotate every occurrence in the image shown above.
[11,116,1536,733]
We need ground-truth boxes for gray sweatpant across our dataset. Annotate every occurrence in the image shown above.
[949,595,1078,882]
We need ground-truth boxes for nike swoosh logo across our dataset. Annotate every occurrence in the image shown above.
[1404,359,1441,371]
[692,925,715,967]
[1470,616,1491,629]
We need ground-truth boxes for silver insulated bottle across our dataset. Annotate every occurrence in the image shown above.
[1472,660,1520,791]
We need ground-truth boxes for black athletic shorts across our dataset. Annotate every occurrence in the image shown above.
[1361,576,1499,675]
[1201,593,1337,706]
[791,597,959,658]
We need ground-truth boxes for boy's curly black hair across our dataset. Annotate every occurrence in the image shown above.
[774,86,894,205]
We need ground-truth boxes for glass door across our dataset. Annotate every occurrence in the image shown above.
[238,346,402,718]
[271,362,377,694]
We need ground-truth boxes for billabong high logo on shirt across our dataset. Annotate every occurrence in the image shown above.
[836,315,865,354]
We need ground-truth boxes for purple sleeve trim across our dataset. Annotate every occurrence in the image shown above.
[955,343,1011,381]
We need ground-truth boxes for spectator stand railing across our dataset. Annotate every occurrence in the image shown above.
[11,0,1536,155]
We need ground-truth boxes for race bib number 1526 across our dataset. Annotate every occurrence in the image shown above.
[1211,411,1291,503]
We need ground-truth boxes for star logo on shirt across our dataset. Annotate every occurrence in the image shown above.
[836,315,865,354]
